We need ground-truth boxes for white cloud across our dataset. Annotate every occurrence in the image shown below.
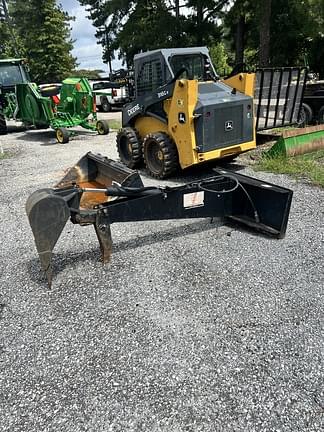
[58,0,122,71]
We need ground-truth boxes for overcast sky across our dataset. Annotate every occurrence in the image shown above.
[58,0,122,72]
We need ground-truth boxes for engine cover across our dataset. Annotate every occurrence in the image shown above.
[194,82,254,152]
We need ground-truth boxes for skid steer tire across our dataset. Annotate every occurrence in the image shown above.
[0,115,7,135]
[116,127,143,169]
[143,132,179,179]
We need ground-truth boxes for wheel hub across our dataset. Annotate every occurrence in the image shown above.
[157,150,164,161]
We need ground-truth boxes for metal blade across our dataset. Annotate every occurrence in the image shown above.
[26,188,71,287]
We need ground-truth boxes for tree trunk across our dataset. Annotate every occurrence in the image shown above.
[259,0,271,67]
[175,0,180,19]
[235,14,245,65]
[196,0,203,45]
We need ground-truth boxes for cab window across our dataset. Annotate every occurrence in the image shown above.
[0,65,23,86]
[170,54,216,81]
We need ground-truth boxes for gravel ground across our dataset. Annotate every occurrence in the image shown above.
[0,121,323,432]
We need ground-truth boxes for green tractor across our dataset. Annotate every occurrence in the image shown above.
[0,59,109,143]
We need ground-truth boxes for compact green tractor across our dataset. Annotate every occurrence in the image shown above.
[0,59,109,143]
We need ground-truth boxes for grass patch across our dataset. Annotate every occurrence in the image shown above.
[108,119,122,130]
[0,150,11,160]
[255,150,324,187]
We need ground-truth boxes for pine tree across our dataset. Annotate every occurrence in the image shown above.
[9,0,76,82]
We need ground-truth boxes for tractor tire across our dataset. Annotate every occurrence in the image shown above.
[39,85,61,98]
[116,127,143,169]
[143,132,179,179]
[96,120,110,135]
[298,103,313,128]
[101,97,112,113]
[0,114,7,135]
[56,128,69,144]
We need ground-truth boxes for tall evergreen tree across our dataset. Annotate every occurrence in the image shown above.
[6,0,76,82]
[79,0,188,67]
[79,0,229,66]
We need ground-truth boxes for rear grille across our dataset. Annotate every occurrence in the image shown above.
[197,104,246,152]
[213,105,243,147]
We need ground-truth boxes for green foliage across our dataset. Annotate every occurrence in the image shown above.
[0,22,13,57]
[80,0,229,67]
[68,69,104,80]
[115,1,183,66]
[224,0,324,73]
[0,150,11,160]
[209,42,231,76]
[1,0,76,82]
[107,119,122,130]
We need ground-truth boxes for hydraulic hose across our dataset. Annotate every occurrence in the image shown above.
[198,175,260,223]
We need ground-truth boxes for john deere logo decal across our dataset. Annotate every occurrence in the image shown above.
[225,120,233,131]
[178,112,186,124]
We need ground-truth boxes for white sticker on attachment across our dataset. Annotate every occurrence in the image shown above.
[183,191,205,209]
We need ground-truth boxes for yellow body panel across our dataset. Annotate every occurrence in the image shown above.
[134,73,257,170]
[166,79,200,168]
[222,73,255,98]
[135,116,168,137]
[196,140,256,163]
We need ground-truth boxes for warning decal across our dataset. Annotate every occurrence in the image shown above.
[183,191,205,209]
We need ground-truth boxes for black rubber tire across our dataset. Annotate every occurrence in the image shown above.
[56,128,69,144]
[39,85,61,97]
[298,103,313,127]
[116,127,143,169]
[101,97,112,113]
[318,105,324,124]
[0,114,7,135]
[143,132,179,179]
[96,119,110,135]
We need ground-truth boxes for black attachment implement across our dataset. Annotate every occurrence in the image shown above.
[26,153,293,287]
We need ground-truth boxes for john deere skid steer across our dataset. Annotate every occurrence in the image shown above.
[116,47,306,178]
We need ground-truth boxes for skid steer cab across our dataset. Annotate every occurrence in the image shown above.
[117,47,256,178]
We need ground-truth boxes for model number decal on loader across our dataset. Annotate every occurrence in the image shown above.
[183,191,205,209]
[157,90,168,98]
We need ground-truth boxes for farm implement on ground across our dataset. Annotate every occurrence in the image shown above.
[0,59,109,143]
[26,152,293,287]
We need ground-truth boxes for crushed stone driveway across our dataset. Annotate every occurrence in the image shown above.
[0,123,323,432]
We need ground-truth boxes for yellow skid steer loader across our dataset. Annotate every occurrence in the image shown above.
[116,47,254,178]
[116,47,306,178]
